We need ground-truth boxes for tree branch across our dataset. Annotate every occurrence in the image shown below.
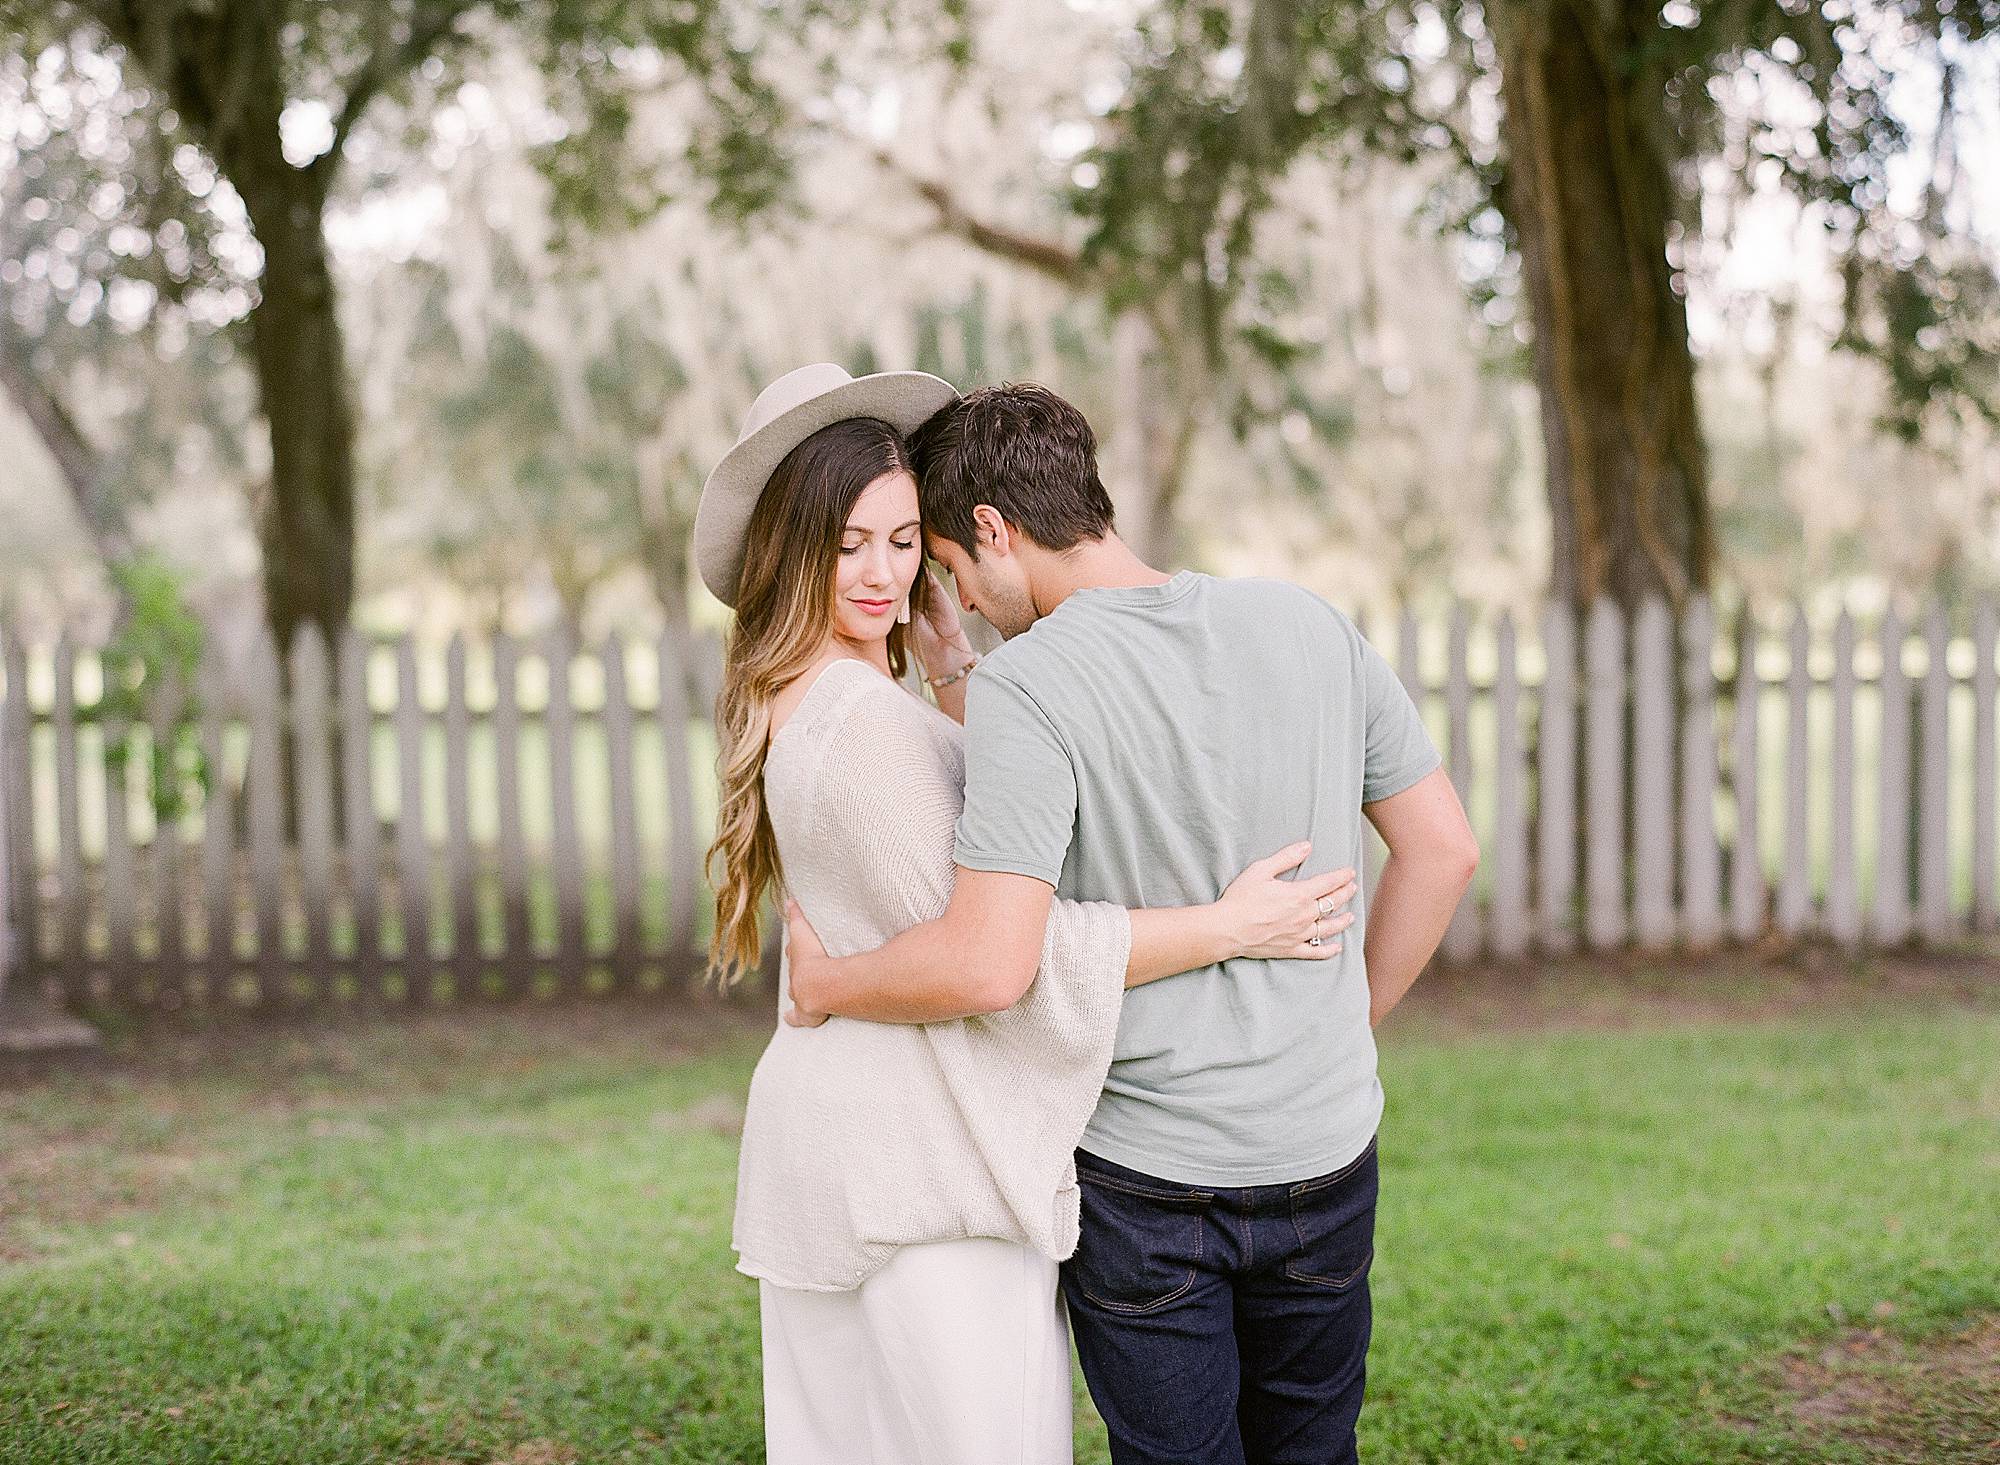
[313,0,479,184]
[865,145,1089,288]
[0,322,133,567]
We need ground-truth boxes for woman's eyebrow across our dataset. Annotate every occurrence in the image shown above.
[842,519,924,536]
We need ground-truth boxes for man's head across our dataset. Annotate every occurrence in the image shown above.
[907,382,1116,638]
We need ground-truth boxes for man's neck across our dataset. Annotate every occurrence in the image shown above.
[1031,533,1176,618]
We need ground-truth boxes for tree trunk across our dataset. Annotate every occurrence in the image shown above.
[228,145,358,655]
[1106,309,1200,566]
[1493,0,1713,614]
[89,0,362,651]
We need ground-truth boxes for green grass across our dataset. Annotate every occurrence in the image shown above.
[2,969,1995,1463]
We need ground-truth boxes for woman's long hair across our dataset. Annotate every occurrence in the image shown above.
[705,416,933,987]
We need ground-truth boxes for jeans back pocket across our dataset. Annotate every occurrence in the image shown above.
[1069,1159,1216,1314]
[1283,1140,1379,1291]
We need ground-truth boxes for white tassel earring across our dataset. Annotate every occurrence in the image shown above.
[896,594,912,625]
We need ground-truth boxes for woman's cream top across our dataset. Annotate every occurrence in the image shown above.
[730,656,1132,1291]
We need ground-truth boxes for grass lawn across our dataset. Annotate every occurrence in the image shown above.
[2,953,1995,1463]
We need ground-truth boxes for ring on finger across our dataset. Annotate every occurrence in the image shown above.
[1316,894,1335,918]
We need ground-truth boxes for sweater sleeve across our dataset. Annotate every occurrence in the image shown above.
[919,895,1133,1260]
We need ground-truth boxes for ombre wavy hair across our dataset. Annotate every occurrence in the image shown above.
[705,417,934,987]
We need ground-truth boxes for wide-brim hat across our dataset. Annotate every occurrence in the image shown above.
[695,363,960,607]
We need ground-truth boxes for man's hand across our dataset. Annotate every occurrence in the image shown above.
[782,900,831,1028]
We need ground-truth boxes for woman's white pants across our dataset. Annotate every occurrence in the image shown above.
[759,1236,1074,1465]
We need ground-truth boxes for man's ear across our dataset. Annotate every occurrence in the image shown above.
[971,504,1011,557]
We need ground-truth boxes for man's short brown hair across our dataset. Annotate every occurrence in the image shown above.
[907,382,1116,557]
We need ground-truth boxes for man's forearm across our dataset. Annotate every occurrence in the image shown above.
[1363,850,1476,1026]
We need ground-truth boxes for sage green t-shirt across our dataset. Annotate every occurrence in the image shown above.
[954,570,1441,1187]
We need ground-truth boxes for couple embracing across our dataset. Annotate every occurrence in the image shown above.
[698,363,1479,1464]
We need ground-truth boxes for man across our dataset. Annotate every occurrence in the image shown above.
[784,382,1478,1464]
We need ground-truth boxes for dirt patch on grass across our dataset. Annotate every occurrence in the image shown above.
[1740,1316,2000,1463]
[3,987,773,1095]
[0,989,773,1261]
[1395,944,2000,1037]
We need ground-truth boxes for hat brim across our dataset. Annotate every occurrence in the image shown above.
[695,370,960,607]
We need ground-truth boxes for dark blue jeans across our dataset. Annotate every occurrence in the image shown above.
[1059,1137,1379,1465]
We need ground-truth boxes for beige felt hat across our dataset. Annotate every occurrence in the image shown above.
[695,363,959,607]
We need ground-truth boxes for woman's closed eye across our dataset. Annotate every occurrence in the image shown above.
[840,539,917,555]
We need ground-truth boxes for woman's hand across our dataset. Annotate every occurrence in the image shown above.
[911,566,976,680]
[782,900,831,1028]
[1216,842,1358,961]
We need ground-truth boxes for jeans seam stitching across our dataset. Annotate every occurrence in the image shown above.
[1286,1135,1379,1198]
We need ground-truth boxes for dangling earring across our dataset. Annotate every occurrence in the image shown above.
[896,595,912,625]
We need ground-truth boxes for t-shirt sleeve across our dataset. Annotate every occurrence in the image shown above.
[952,667,1077,887]
[1359,631,1443,803]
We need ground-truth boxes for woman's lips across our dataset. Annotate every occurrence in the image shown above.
[852,598,894,616]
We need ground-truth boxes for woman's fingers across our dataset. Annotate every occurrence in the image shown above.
[1304,868,1358,905]
[1240,841,1313,882]
[1294,938,1342,960]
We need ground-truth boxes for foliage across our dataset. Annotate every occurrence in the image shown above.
[87,552,209,822]
[1071,0,2000,439]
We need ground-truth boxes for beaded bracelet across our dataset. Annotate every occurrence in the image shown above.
[925,658,980,690]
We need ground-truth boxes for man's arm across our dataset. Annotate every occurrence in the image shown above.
[1361,765,1479,1027]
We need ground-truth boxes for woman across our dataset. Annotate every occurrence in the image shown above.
[696,364,1357,1464]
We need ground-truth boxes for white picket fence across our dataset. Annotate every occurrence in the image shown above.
[0,593,1995,1017]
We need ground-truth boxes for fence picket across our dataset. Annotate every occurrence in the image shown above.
[1776,606,1813,937]
[1442,601,1479,962]
[147,668,189,1007]
[338,630,384,1000]
[1827,608,1861,947]
[1584,598,1626,950]
[51,636,84,1002]
[602,633,642,988]
[1632,598,1674,948]
[1872,607,1911,946]
[1730,614,1765,943]
[1679,596,1721,950]
[291,627,337,1002]
[1,631,35,999]
[1490,611,1527,960]
[1974,596,1998,932]
[101,659,137,997]
[245,635,288,1005]
[1537,601,1577,954]
[393,635,434,999]
[545,626,586,993]
[197,651,236,1005]
[492,632,531,995]
[658,628,702,981]
[1916,601,1953,942]
[443,633,478,995]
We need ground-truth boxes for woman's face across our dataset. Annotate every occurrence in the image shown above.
[831,468,923,647]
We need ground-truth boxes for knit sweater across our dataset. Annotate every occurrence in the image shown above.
[730,656,1134,1292]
